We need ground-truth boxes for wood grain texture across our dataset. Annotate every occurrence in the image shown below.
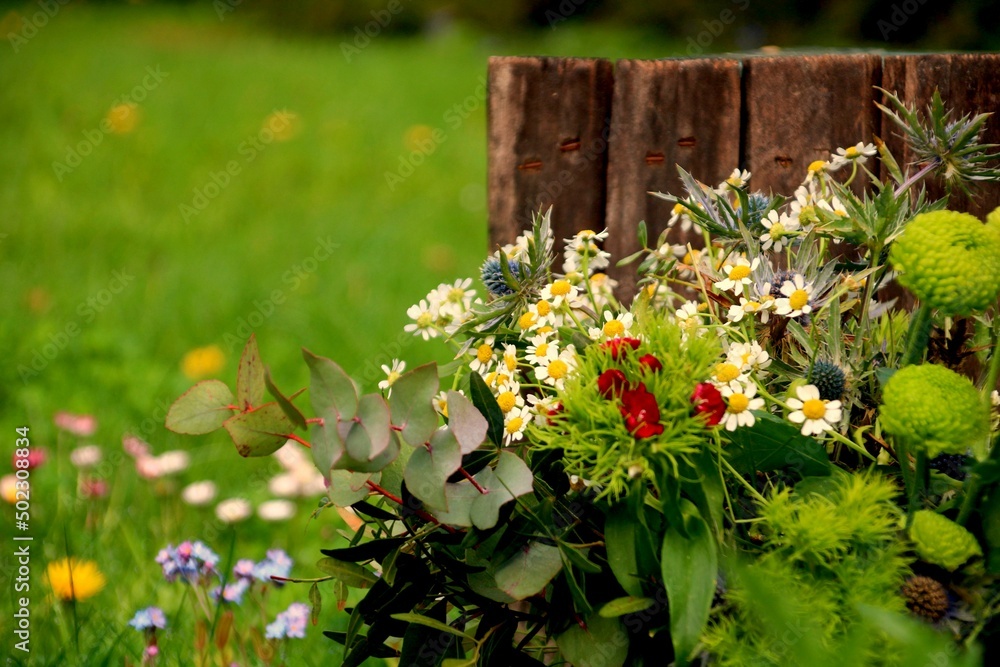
[604,57,742,297]
[743,54,883,197]
[881,53,1000,219]
[487,56,614,254]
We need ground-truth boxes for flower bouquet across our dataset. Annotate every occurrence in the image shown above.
[167,89,1000,665]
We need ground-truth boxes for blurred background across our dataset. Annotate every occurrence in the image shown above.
[1,0,997,664]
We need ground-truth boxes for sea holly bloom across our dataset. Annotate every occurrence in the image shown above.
[619,384,664,439]
[589,311,635,341]
[761,210,800,252]
[378,359,406,394]
[46,558,106,601]
[719,380,765,431]
[714,257,760,294]
[502,406,532,445]
[691,382,726,426]
[469,336,497,373]
[597,369,628,399]
[787,384,842,436]
[773,275,814,318]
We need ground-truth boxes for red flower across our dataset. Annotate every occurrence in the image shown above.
[690,382,725,426]
[597,369,628,398]
[545,402,564,426]
[620,384,664,439]
[601,337,641,360]
[638,354,662,373]
[13,448,47,471]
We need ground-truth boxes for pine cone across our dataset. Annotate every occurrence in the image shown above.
[902,575,949,622]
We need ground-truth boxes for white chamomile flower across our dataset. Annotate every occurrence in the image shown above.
[761,210,800,252]
[726,297,771,324]
[804,159,830,181]
[787,384,842,436]
[378,359,406,394]
[528,298,562,328]
[717,168,751,193]
[829,142,877,169]
[563,229,611,274]
[540,279,580,308]
[469,336,497,373]
[711,361,747,386]
[589,311,635,341]
[432,390,466,419]
[817,195,849,218]
[525,334,558,366]
[495,381,525,415]
[714,257,760,295]
[432,278,476,319]
[588,272,618,309]
[404,299,439,340]
[726,341,770,373]
[499,343,520,374]
[502,406,532,445]
[535,346,576,390]
[527,394,558,416]
[719,380,765,431]
[667,202,694,233]
[773,275,814,318]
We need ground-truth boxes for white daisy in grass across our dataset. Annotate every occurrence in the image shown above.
[588,311,635,341]
[787,384,842,436]
[535,346,577,390]
[502,406,532,445]
[540,279,580,309]
[714,257,760,295]
[773,275,814,319]
[495,380,525,415]
[525,334,558,366]
[378,359,406,395]
[761,210,800,252]
[499,343,520,374]
[829,141,877,169]
[404,299,439,340]
[726,297,771,324]
[469,336,497,373]
[727,341,771,373]
[719,380,765,431]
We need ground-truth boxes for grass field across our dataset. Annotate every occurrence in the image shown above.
[0,4,678,664]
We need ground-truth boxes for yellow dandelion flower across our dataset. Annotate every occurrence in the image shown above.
[46,558,106,601]
[182,345,225,380]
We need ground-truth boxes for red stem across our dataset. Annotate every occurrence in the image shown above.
[306,417,324,426]
[390,425,404,432]
[285,433,311,449]
[364,481,456,533]
[459,467,489,494]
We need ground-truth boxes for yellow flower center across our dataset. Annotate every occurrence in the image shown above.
[535,343,549,358]
[789,289,809,310]
[536,300,552,317]
[551,280,572,296]
[768,222,785,238]
[715,363,741,383]
[834,209,846,216]
[386,371,401,386]
[728,393,750,413]
[808,160,826,173]
[645,283,657,298]
[579,229,595,237]
[802,398,827,420]
[537,325,554,335]
[518,311,536,329]
[496,373,510,386]
[416,313,433,328]
[476,344,493,363]
[603,320,625,337]
[728,265,751,281]
[726,176,742,186]
[505,417,524,434]
[672,203,685,215]
[845,146,859,158]
[744,301,761,312]
[497,392,517,413]
[799,205,816,223]
[504,355,518,371]
[448,287,466,302]
[682,251,695,264]
[591,273,608,286]
[438,399,449,418]
[547,359,569,380]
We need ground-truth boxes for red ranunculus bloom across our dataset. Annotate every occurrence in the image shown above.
[690,382,725,426]
[600,337,641,360]
[638,354,662,373]
[597,369,628,398]
[619,383,664,439]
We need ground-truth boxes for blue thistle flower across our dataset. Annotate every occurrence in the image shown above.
[736,193,772,231]
[807,360,847,400]
[481,257,520,297]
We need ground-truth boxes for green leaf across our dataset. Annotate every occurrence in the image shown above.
[223,402,292,457]
[726,413,832,477]
[337,429,400,473]
[309,583,322,626]
[310,418,346,475]
[265,367,307,430]
[487,542,563,602]
[468,451,533,529]
[345,393,392,462]
[165,380,235,435]
[558,543,601,575]
[598,596,655,618]
[447,390,488,454]
[661,502,717,667]
[390,362,439,447]
[326,469,375,507]
[468,371,504,446]
[605,504,643,597]
[404,428,462,510]
[390,614,472,640]
[555,614,628,667]
[316,557,378,588]
[236,334,266,410]
[304,347,359,421]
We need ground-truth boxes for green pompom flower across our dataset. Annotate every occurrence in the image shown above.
[880,364,988,458]
[909,510,982,571]
[890,209,1000,315]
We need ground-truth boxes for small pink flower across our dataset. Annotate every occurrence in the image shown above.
[54,412,98,437]
[13,448,47,470]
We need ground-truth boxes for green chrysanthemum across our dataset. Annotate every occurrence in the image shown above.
[909,510,982,571]
[880,364,988,458]
[890,209,1000,316]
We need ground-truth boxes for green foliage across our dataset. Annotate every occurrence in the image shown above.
[909,510,984,571]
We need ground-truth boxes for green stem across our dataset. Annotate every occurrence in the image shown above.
[826,428,877,462]
[956,473,981,526]
[719,456,767,504]
[901,303,932,367]
[907,449,927,526]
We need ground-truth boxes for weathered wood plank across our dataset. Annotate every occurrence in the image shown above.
[487,56,614,254]
[881,53,1000,219]
[743,54,883,197]
[604,57,742,297]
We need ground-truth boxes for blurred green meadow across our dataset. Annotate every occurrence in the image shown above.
[0,3,675,664]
